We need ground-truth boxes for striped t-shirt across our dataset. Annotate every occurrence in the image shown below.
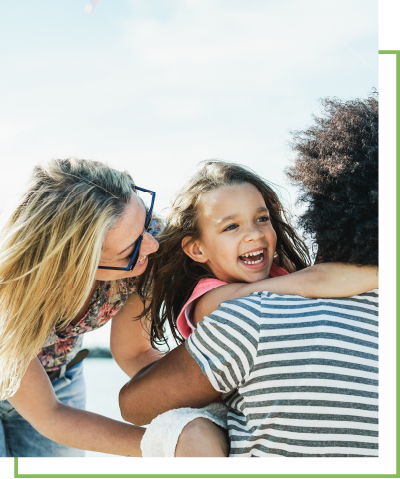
[186,289,378,457]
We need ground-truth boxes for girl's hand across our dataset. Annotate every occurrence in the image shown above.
[193,263,378,326]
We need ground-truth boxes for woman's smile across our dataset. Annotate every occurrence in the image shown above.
[133,254,148,273]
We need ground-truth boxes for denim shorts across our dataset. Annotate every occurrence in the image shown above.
[0,362,86,457]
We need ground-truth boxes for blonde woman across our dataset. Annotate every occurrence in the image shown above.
[0,158,162,457]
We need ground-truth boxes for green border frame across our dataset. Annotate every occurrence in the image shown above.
[11,49,397,479]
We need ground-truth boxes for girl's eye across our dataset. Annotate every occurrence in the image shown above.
[257,216,270,223]
[224,224,238,232]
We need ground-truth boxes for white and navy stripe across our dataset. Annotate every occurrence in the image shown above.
[186,289,378,457]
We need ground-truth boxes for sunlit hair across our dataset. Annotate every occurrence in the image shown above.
[0,158,135,400]
[137,160,310,348]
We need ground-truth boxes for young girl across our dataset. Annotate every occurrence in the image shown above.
[135,160,377,457]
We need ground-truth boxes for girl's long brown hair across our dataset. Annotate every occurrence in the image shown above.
[137,160,310,348]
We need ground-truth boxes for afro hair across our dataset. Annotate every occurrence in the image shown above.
[286,94,378,266]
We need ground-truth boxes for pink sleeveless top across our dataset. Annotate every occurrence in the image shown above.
[177,263,289,339]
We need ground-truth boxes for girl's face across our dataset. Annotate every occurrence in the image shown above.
[96,192,159,281]
[185,182,277,283]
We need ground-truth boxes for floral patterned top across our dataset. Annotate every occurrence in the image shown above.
[38,220,160,372]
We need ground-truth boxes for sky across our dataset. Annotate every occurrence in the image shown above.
[0,0,378,348]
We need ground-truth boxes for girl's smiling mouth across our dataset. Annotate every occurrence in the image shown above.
[238,248,268,267]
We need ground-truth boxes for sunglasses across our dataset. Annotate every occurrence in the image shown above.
[98,186,156,271]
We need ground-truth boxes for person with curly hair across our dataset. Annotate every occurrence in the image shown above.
[120,95,378,457]
[286,95,378,267]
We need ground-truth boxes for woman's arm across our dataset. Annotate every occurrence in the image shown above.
[111,293,164,378]
[193,263,378,326]
[8,357,145,456]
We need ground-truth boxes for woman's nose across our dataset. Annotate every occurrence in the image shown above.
[140,231,159,256]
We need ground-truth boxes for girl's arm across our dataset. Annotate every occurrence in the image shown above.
[111,293,164,378]
[9,357,145,456]
[193,263,378,326]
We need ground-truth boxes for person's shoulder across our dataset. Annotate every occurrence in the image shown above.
[361,288,379,297]
[255,288,379,301]
[231,290,298,303]
[250,289,379,314]
[346,288,379,308]
[206,292,264,329]
[194,294,262,358]
[194,277,228,295]
[221,291,305,315]
[189,277,229,327]
[348,288,378,299]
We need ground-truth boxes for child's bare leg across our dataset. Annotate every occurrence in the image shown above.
[175,418,229,457]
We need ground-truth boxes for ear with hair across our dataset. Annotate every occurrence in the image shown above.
[181,236,208,264]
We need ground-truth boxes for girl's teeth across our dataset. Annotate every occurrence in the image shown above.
[242,258,263,265]
[242,249,263,258]
[241,252,264,265]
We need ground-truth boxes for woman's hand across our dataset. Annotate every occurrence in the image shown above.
[8,357,145,456]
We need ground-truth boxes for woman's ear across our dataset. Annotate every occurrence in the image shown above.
[181,236,208,263]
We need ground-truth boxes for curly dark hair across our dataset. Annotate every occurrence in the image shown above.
[286,94,378,266]
[137,160,311,348]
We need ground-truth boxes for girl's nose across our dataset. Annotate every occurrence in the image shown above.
[244,224,265,242]
[140,231,159,256]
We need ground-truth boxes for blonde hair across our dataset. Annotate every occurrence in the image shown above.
[0,158,135,400]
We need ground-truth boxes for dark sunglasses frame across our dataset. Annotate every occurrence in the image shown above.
[98,186,156,271]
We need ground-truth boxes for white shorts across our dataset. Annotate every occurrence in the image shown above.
[140,402,228,457]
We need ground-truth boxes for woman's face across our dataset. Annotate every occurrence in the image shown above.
[96,192,159,281]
